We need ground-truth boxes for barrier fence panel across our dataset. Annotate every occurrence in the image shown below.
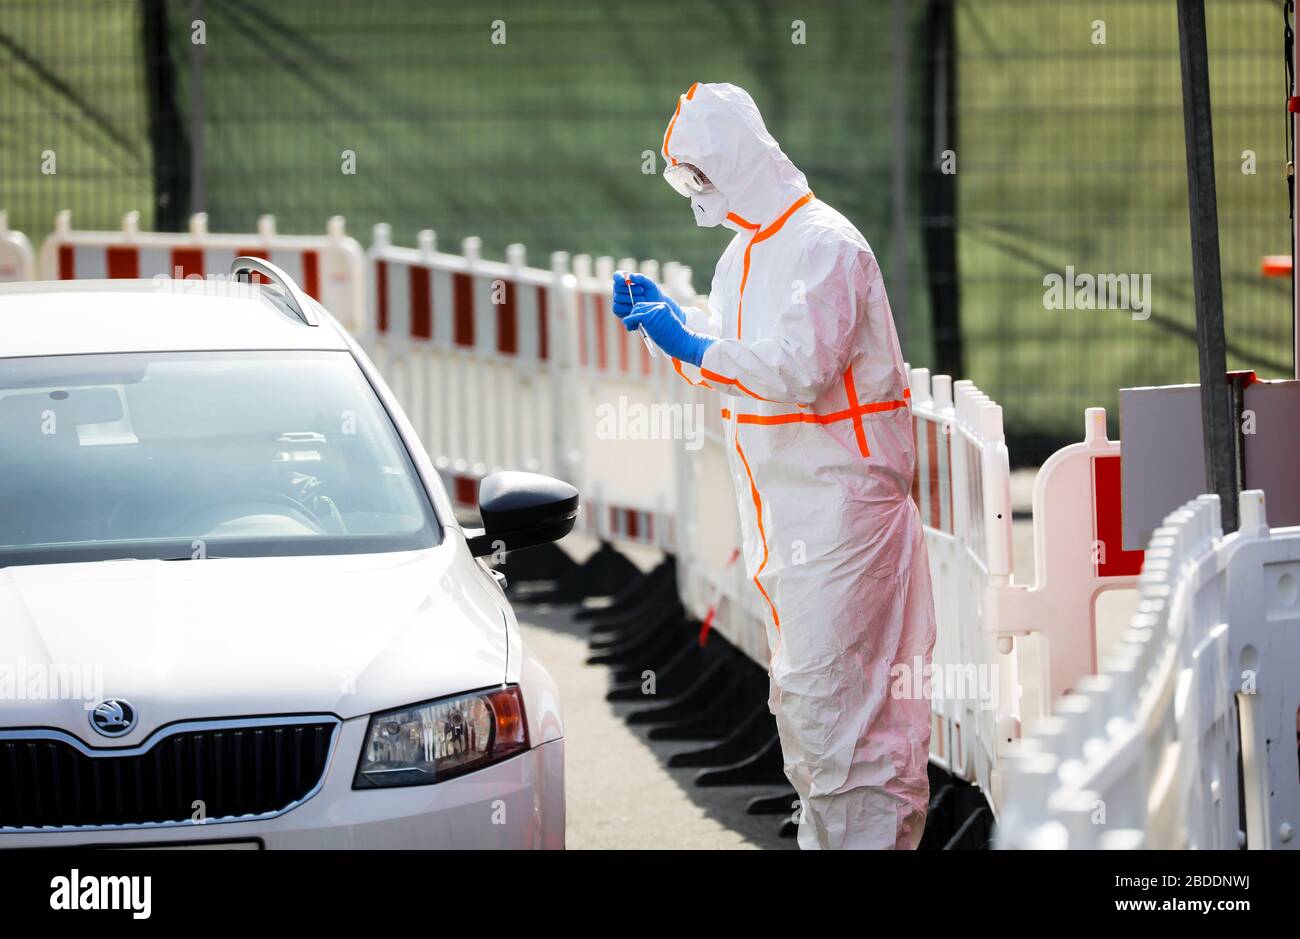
[909,368,1017,805]
[951,378,1017,803]
[1229,494,1300,851]
[0,212,34,282]
[912,387,1149,812]
[363,226,572,513]
[566,255,680,552]
[34,211,368,333]
[988,408,1145,716]
[362,232,684,555]
[997,489,1300,850]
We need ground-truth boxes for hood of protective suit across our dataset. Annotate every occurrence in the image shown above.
[661,82,811,228]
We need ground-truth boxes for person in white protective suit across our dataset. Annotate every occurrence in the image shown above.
[611,82,937,850]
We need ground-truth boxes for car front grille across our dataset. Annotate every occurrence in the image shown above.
[0,718,337,830]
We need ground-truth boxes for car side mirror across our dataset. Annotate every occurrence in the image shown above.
[464,471,579,558]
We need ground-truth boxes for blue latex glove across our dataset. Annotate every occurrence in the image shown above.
[624,301,714,367]
[611,271,683,322]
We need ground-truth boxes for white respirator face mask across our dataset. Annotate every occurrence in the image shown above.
[690,189,730,228]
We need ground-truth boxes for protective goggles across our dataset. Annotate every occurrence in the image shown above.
[663,162,716,198]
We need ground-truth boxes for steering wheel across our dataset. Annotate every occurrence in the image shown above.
[168,489,328,537]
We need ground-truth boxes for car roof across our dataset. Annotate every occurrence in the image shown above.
[0,280,352,359]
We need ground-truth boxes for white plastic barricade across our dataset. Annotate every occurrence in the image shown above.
[363,226,572,512]
[908,369,1017,806]
[987,407,1144,710]
[0,211,35,281]
[909,386,1144,811]
[37,210,367,332]
[997,489,1300,850]
[565,255,681,552]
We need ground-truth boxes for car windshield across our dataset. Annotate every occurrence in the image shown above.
[0,350,440,568]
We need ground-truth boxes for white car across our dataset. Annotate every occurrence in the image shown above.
[0,260,570,848]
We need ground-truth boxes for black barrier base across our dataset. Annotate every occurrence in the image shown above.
[569,541,644,600]
[694,735,786,787]
[503,540,643,604]
[746,790,799,816]
[587,603,671,650]
[668,702,774,769]
[497,542,582,599]
[918,762,994,850]
[607,628,722,701]
[574,557,676,621]
[586,605,685,668]
[635,659,758,739]
[588,578,682,646]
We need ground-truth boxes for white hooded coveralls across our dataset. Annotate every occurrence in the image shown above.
[663,83,937,849]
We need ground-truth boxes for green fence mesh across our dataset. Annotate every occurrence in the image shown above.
[956,0,1291,459]
[1,0,1292,463]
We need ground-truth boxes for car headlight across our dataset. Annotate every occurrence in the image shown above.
[353,685,529,788]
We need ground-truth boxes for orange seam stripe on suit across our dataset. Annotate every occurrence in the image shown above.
[733,436,780,630]
[660,82,699,165]
[698,367,776,401]
[727,394,909,427]
[735,194,813,338]
[840,367,871,457]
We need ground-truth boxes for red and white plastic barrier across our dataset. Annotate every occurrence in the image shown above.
[36,210,367,332]
[363,226,572,512]
[998,489,1299,849]
[565,254,685,553]
[987,407,1144,710]
[908,369,1019,805]
[940,407,1144,809]
[0,212,35,282]
[361,228,698,556]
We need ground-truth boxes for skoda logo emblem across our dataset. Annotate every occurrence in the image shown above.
[89,699,137,738]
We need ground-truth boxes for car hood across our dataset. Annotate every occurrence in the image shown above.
[0,539,510,745]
